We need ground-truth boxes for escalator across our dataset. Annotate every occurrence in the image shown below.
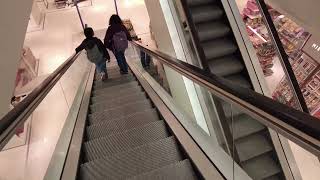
[0,41,319,180]
[78,66,198,179]
[183,0,284,179]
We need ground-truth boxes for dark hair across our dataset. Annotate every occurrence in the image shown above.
[109,14,123,26]
[84,27,94,38]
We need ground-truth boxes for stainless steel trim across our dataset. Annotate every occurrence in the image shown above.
[44,62,93,180]
[60,65,95,180]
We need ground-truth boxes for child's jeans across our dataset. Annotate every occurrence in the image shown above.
[95,60,107,74]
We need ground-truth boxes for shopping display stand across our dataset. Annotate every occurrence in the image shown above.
[242,0,277,76]
[0,47,40,151]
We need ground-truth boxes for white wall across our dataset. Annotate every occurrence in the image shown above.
[0,0,34,118]
[144,0,196,120]
[30,0,42,26]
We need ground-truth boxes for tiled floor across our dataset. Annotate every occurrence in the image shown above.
[0,0,151,180]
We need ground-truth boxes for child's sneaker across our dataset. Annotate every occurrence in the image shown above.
[100,72,108,81]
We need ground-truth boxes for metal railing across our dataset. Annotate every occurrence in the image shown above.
[132,41,320,157]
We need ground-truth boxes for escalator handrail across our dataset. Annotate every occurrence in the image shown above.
[0,53,80,150]
[131,41,320,156]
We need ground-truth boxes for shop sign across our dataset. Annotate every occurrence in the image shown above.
[302,35,320,63]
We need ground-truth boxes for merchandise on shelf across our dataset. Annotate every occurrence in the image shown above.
[241,0,320,116]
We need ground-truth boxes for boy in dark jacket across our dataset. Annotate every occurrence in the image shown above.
[76,27,110,81]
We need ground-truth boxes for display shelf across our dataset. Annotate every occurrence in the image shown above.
[241,0,320,116]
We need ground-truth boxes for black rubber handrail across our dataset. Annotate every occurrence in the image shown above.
[131,41,320,156]
[0,53,80,150]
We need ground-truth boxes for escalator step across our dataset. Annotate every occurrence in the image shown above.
[86,109,159,140]
[202,38,238,60]
[191,6,224,24]
[264,175,282,180]
[187,0,214,6]
[232,114,266,139]
[84,121,169,161]
[93,76,136,89]
[91,90,143,104]
[80,137,183,180]
[197,22,231,42]
[93,81,139,95]
[93,79,138,94]
[88,100,152,124]
[225,74,252,88]
[128,160,198,180]
[236,133,273,162]
[221,101,243,118]
[90,93,147,113]
[208,56,244,77]
[242,153,281,179]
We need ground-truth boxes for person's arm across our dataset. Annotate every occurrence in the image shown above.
[104,27,113,50]
[75,40,86,53]
[96,38,110,60]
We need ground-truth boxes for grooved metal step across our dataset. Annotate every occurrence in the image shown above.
[236,133,273,162]
[80,137,183,180]
[93,80,139,92]
[208,56,244,77]
[197,22,230,42]
[90,93,147,113]
[92,87,141,103]
[222,101,243,118]
[92,90,143,105]
[225,75,252,88]
[202,39,238,60]
[191,6,224,24]
[264,175,282,180]
[86,109,159,140]
[187,0,214,6]
[88,100,152,124]
[232,114,266,139]
[93,81,139,95]
[128,160,198,180]
[93,76,136,89]
[242,153,281,179]
[84,121,170,161]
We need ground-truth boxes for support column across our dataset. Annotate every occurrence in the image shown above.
[0,0,34,118]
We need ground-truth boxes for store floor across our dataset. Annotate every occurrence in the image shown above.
[0,0,151,180]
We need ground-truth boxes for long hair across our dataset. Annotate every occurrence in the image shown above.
[109,14,123,26]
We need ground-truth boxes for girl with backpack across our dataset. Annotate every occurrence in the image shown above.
[104,14,132,74]
[76,27,110,81]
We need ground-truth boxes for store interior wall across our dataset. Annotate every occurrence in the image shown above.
[0,0,34,118]
[266,0,320,40]
[30,0,42,26]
